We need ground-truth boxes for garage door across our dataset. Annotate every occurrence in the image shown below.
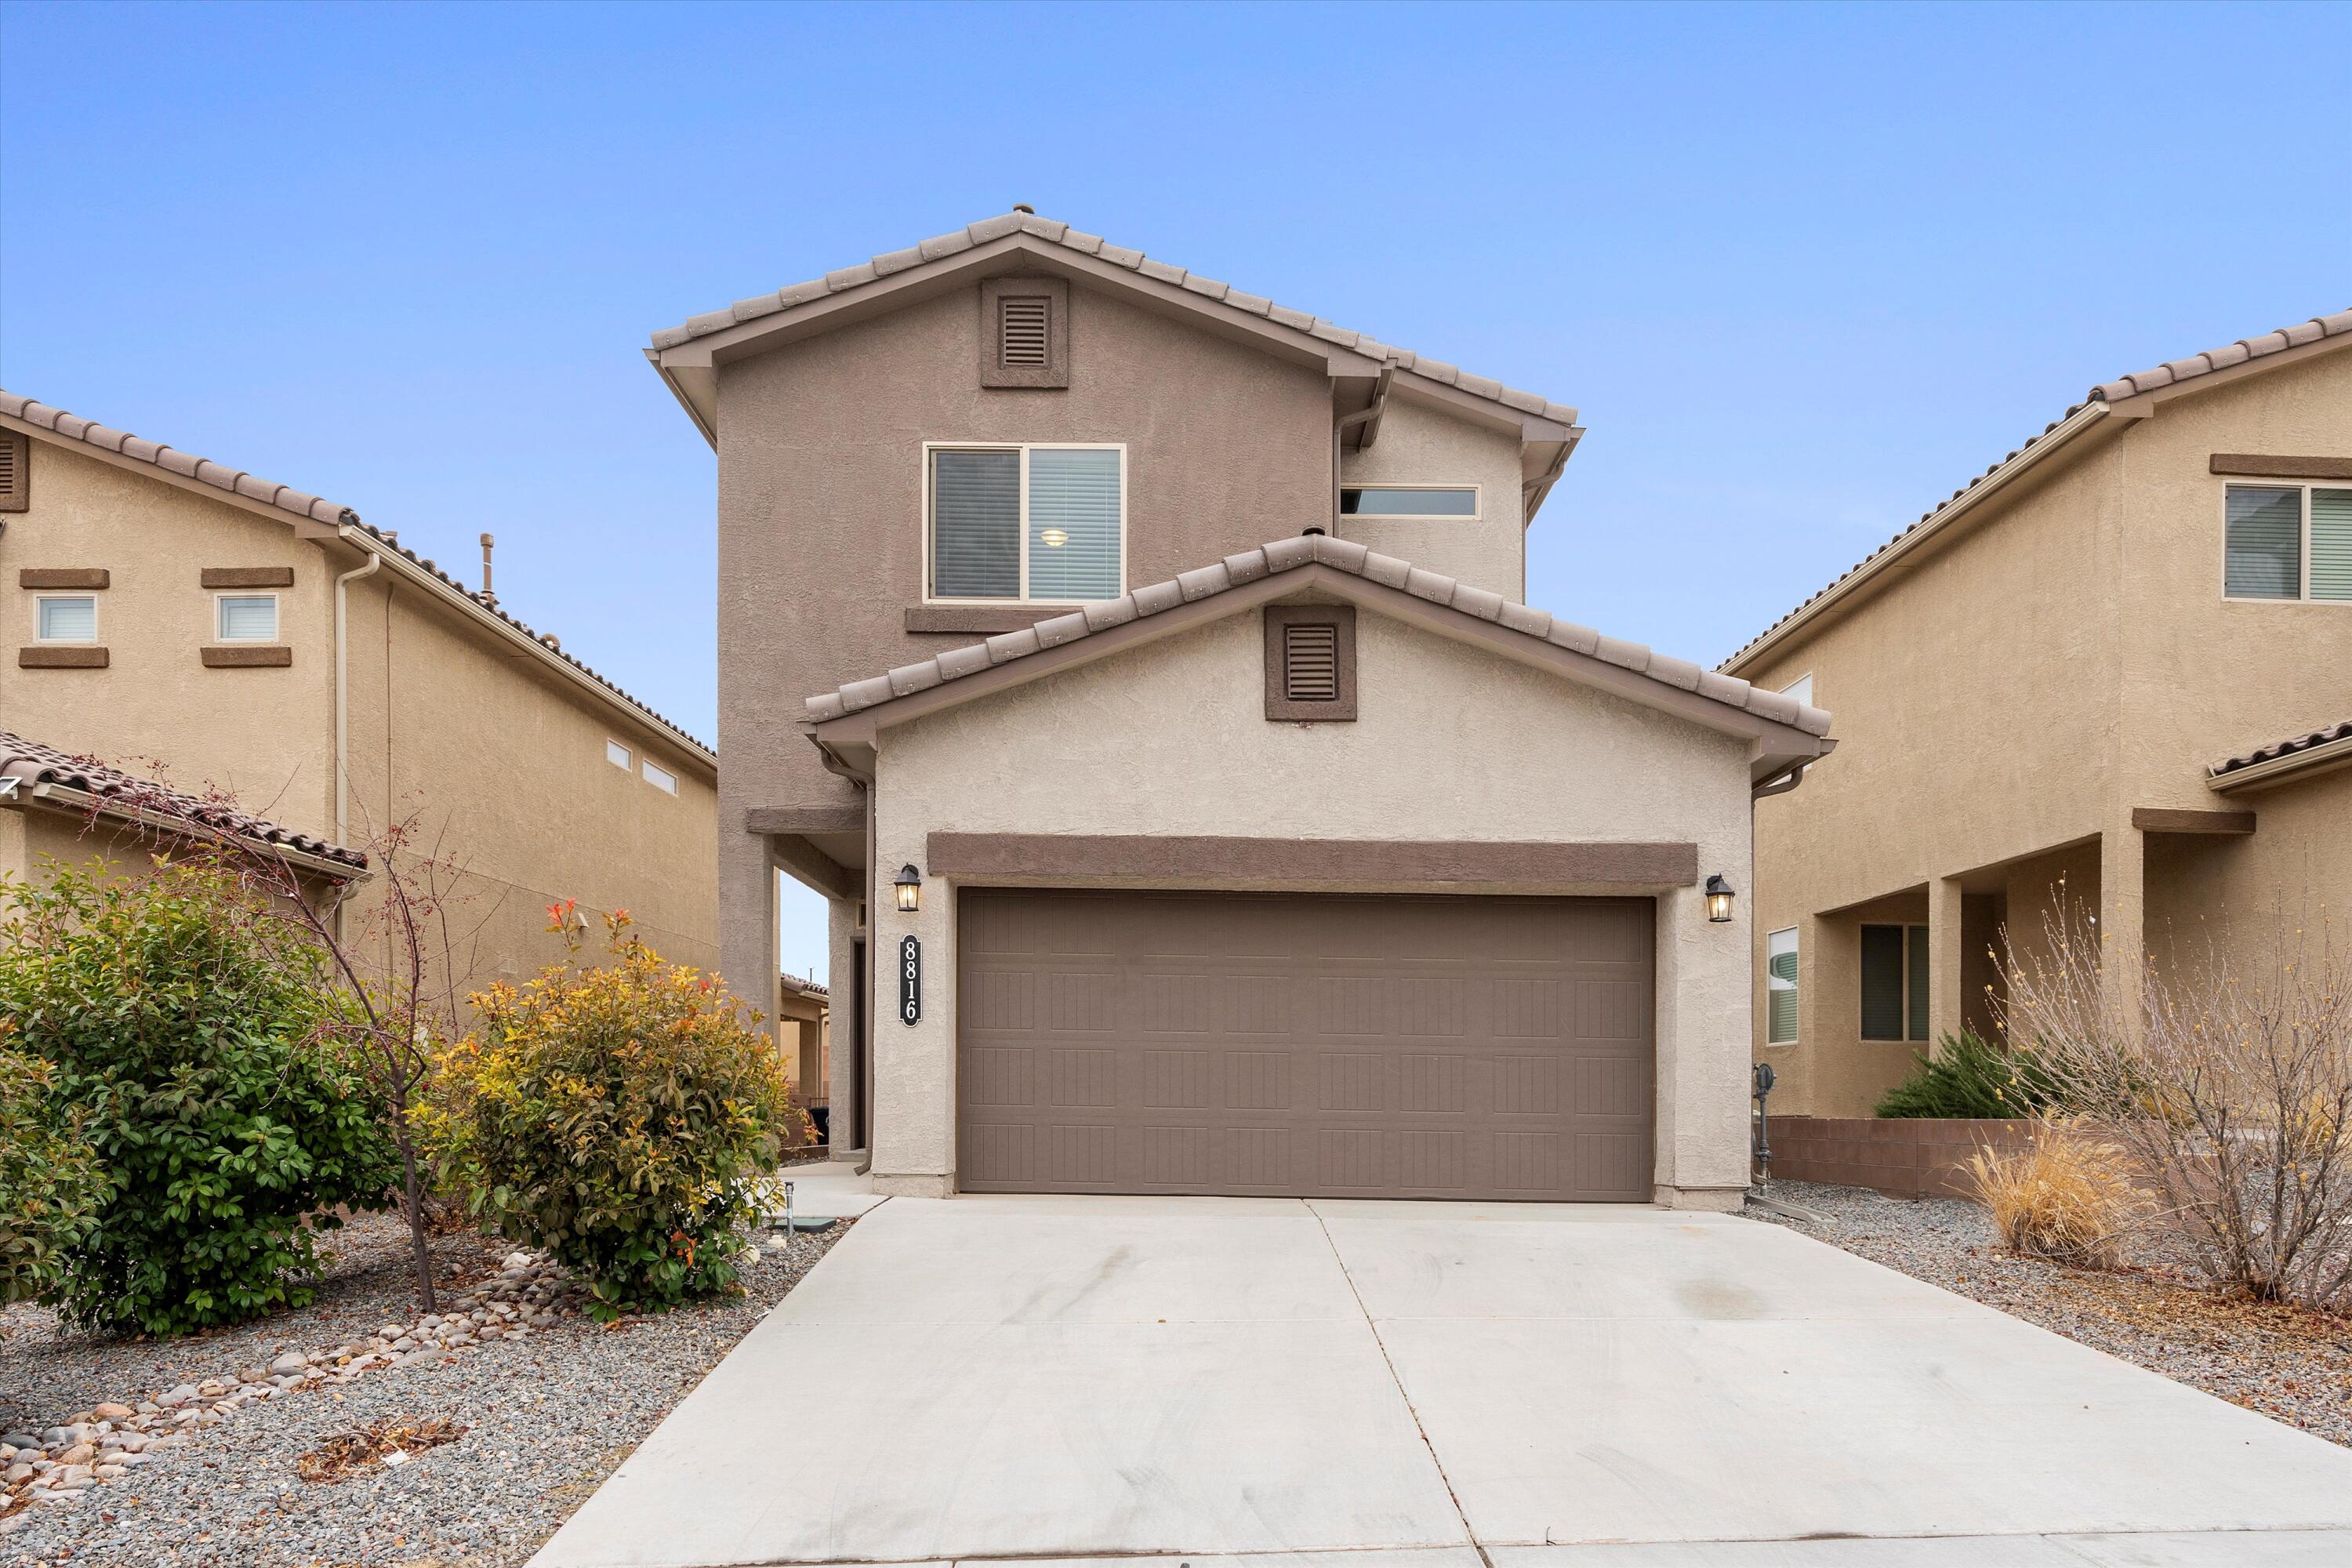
[956,890,1653,1200]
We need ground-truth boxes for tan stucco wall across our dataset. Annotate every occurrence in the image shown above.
[1,434,719,1011]
[1338,392,1526,600]
[1738,341,2352,1115]
[2146,765,2352,982]
[861,603,1757,1201]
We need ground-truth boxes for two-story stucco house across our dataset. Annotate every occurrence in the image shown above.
[652,210,1832,1206]
[1725,311,2351,1117]
[1,392,720,997]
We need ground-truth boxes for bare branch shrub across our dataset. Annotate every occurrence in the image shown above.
[1962,1117,2143,1269]
[1997,901,2352,1311]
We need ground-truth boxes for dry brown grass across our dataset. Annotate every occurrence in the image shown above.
[1963,1118,2144,1269]
[294,1416,466,1484]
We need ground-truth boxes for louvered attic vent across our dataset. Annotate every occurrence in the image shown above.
[999,297,1050,366]
[1283,622,1339,701]
[0,431,26,512]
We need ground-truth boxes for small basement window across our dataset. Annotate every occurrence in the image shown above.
[1340,486,1479,520]
[215,594,279,641]
[36,594,97,642]
[642,759,677,795]
[2225,483,2352,602]
[1264,604,1357,721]
[1860,923,1929,1043]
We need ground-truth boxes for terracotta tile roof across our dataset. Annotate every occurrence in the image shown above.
[0,729,368,871]
[804,533,1833,739]
[2211,717,2352,780]
[1723,310,2352,673]
[2,389,712,761]
[2092,309,2352,402]
[652,211,1578,427]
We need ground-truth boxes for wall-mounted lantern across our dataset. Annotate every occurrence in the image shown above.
[1704,874,1736,924]
[894,864,924,914]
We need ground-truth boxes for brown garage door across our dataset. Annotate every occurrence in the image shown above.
[956,890,1653,1201]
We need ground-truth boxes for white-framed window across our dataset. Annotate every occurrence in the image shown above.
[214,593,279,642]
[34,594,97,642]
[1860,923,1930,1043]
[1780,673,1814,707]
[605,739,632,771]
[641,759,677,795]
[924,442,1126,604]
[1766,927,1798,1045]
[1338,485,1480,521]
[2224,482,2352,602]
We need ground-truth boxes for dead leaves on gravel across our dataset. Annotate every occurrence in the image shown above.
[295,1417,466,1484]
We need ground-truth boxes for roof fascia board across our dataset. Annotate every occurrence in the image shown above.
[2209,733,2352,796]
[338,531,717,775]
[1383,376,1575,443]
[1722,401,2119,677]
[2103,329,2352,419]
[4,412,345,539]
[811,563,1829,771]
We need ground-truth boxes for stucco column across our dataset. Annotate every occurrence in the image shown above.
[1652,882,1751,1211]
[824,895,862,1153]
[2100,824,2147,1038]
[869,784,953,1196]
[1928,876,1966,1054]
[720,828,779,1049]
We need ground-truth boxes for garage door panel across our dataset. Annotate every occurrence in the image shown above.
[956,891,1654,1201]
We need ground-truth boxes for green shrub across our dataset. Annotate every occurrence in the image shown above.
[1875,1029,2063,1119]
[0,1042,107,1307]
[419,910,805,1320]
[0,859,398,1334]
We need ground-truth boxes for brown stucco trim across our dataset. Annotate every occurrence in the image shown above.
[2131,806,2256,836]
[19,645,108,669]
[200,565,296,589]
[18,568,108,589]
[927,833,1699,889]
[904,605,1061,635]
[2209,453,2352,480]
[747,804,866,836]
[771,833,860,902]
[201,644,293,668]
[1263,603,1357,721]
[978,276,1069,390]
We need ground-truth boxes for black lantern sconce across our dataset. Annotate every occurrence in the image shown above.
[1704,875,1736,924]
[894,864,923,914]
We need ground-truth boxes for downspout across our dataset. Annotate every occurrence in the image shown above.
[332,529,383,851]
[1330,366,1392,533]
[859,773,877,1177]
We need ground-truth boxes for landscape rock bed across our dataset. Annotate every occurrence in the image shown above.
[1752,1178,2352,1448]
[0,1207,847,1566]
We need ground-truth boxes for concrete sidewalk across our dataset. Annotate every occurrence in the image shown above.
[532,1196,2352,1568]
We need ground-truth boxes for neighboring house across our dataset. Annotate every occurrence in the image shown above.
[1725,311,2352,1117]
[2,728,369,898]
[652,209,1831,1205]
[0,392,720,998]
[775,973,832,1137]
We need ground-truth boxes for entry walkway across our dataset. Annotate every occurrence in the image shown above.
[533,1196,2352,1568]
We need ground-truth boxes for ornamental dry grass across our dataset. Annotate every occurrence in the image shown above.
[1998,900,2352,1313]
[1963,1119,2143,1270]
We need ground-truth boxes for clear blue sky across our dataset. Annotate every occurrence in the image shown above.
[5,2,2346,983]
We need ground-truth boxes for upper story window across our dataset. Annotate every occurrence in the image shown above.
[1339,486,1479,520]
[642,759,677,796]
[2225,483,2352,602]
[606,739,632,771]
[1780,673,1814,708]
[927,443,1124,603]
[215,593,279,641]
[36,595,97,642]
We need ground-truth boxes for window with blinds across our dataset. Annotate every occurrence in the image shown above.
[37,595,97,642]
[999,297,1049,367]
[1766,927,1798,1044]
[1860,923,1929,1043]
[2225,483,2352,602]
[216,594,279,642]
[928,445,1121,602]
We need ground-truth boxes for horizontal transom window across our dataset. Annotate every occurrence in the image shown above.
[928,444,1124,603]
[2225,483,2352,603]
[1340,486,1479,519]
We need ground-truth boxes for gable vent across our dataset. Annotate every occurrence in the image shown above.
[1000,296,1050,367]
[0,431,24,513]
[1283,622,1340,701]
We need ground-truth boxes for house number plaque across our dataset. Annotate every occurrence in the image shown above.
[898,935,921,1025]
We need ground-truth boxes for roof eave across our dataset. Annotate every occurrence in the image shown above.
[8,781,368,882]
[2209,733,2352,796]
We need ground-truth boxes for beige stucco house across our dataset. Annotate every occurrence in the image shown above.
[655,209,1831,1205]
[1,392,720,1003]
[1726,310,2352,1117]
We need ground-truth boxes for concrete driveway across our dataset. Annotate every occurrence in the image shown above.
[533,1193,2352,1568]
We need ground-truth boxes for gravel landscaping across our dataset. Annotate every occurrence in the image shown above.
[1,1207,847,1566]
[1751,1178,2352,1447]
